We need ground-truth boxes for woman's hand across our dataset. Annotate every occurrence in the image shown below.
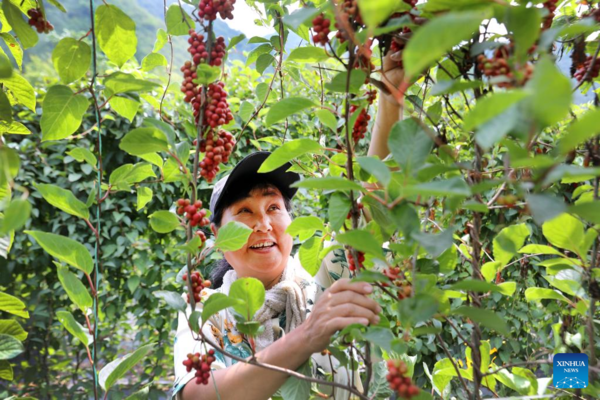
[378,38,406,104]
[298,279,381,354]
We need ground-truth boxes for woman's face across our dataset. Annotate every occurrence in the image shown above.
[212,186,293,288]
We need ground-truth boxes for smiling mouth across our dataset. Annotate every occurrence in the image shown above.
[249,241,276,250]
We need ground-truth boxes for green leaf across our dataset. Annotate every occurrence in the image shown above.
[229,278,265,320]
[0,90,11,123]
[315,109,337,131]
[287,46,329,63]
[141,52,167,72]
[193,64,221,85]
[324,70,366,94]
[518,244,563,256]
[153,28,168,52]
[258,138,322,173]
[558,108,600,155]
[238,101,254,122]
[493,224,530,265]
[153,290,186,312]
[292,177,364,192]
[0,359,12,380]
[299,236,322,276]
[103,72,161,94]
[201,293,244,326]
[26,231,93,274]
[0,199,30,234]
[404,9,491,77]
[166,5,193,36]
[56,310,91,346]
[0,71,35,111]
[356,0,397,29]
[453,306,509,336]
[570,201,600,224]
[282,7,320,30]
[256,53,275,75]
[525,194,567,225]
[388,118,434,176]
[0,53,11,79]
[125,386,150,400]
[109,163,155,187]
[41,85,89,141]
[67,148,97,168]
[337,229,384,258]
[279,361,311,400]
[136,187,152,211]
[506,6,541,61]
[0,120,29,135]
[0,334,23,360]
[119,128,169,156]
[0,33,23,70]
[286,216,324,241]
[542,213,585,255]
[96,4,137,67]
[0,292,28,318]
[52,38,91,84]
[149,211,179,234]
[463,91,528,132]
[48,0,67,12]
[357,156,391,186]
[109,96,140,122]
[98,344,154,391]
[214,221,252,252]
[448,279,502,293]
[407,177,471,197]
[412,228,454,258]
[35,183,89,220]
[328,193,351,231]
[2,1,37,49]
[524,287,570,303]
[497,281,516,296]
[0,320,27,341]
[56,264,93,311]
[528,56,572,127]
[265,97,316,126]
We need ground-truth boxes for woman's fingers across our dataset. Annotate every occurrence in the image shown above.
[326,317,370,333]
[329,290,381,315]
[330,304,380,325]
[328,278,373,296]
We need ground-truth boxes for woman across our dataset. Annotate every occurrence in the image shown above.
[172,54,405,400]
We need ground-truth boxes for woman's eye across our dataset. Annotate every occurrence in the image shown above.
[238,208,250,214]
[269,205,280,211]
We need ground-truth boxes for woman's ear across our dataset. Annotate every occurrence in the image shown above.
[210,223,218,237]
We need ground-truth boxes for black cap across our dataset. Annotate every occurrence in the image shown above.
[209,151,301,222]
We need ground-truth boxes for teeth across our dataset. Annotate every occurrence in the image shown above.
[250,241,274,249]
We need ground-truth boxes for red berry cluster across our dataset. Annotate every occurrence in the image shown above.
[27,9,53,33]
[196,130,236,182]
[176,199,210,227]
[183,349,216,384]
[574,56,600,82]
[386,360,419,399]
[181,61,200,105]
[202,82,234,128]
[350,90,376,144]
[182,271,212,303]
[346,202,364,219]
[347,250,365,272]
[198,0,236,21]
[312,14,331,46]
[476,48,533,88]
[382,266,412,299]
[335,0,363,43]
[542,0,558,30]
[187,31,226,67]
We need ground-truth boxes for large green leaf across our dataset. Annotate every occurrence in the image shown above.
[229,277,265,320]
[337,229,384,258]
[201,293,244,327]
[109,96,140,122]
[0,320,27,341]
[265,97,316,126]
[356,0,397,29]
[0,89,11,123]
[542,213,585,255]
[493,224,530,265]
[388,118,434,176]
[41,85,89,141]
[2,1,37,49]
[149,211,179,234]
[0,71,35,111]
[292,177,364,192]
[324,70,366,94]
[103,72,161,95]
[463,91,528,132]
[56,310,91,346]
[412,228,454,258]
[406,177,471,197]
[558,108,600,155]
[214,221,252,252]
[165,5,193,36]
[298,235,322,276]
[285,216,324,241]
[98,344,154,391]
[119,128,169,156]
[0,33,22,70]
[279,361,311,400]
[328,193,351,232]
[0,199,30,234]
[25,231,93,274]
[524,288,570,303]
[52,38,91,84]
[357,156,391,186]
[287,46,329,63]
[136,187,152,211]
[404,9,491,77]
[96,4,137,67]
[141,52,167,72]
[528,56,572,127]
[453,306,509,336]
[0,292,28,318]
[109,163,156,188]
[56,264,93,311]
[35,183,89,220]
[258,139,322,173]
[153,290,186,312]
[0,334,24,360]
[505,6,541,61]
[67,148,97,168]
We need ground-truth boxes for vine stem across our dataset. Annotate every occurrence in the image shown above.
[435,333,473,397]
[160,0,174,125]
[573,40,600,92]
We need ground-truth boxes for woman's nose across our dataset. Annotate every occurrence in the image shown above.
[253,213,272,232]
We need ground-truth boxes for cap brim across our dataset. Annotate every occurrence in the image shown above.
[210,151,300,217]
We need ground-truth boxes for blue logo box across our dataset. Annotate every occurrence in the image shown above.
[553,353,588,389]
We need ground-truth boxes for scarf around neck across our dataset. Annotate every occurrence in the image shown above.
[220,256,312,352]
